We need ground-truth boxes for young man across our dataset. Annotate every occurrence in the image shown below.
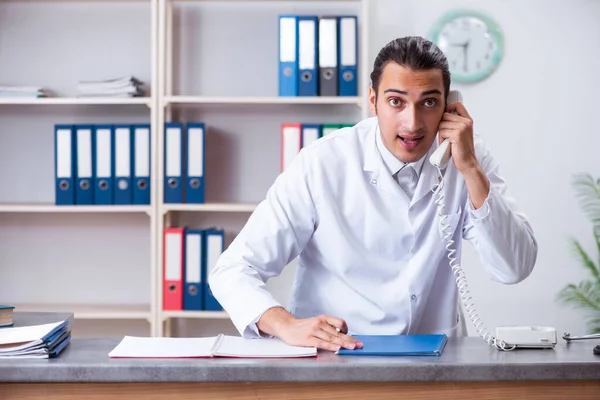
[209,36,537,352]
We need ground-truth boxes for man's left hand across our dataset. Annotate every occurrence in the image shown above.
[438,101,479,174]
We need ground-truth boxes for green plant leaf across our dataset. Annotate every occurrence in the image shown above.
[556,281,600,333]
[595,230,600,279]
[572,173,600,229]
[556,281,600,313]
[587,315,600,334]
[570,238,600,281]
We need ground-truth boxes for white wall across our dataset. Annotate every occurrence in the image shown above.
[1,0,598,339]
[379,0,600,337]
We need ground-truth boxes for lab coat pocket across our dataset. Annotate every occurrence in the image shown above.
[437,206,462,241]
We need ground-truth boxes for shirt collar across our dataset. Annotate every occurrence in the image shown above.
[375,125,426,178]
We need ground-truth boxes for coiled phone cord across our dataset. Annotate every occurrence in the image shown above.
[431,168,516,352]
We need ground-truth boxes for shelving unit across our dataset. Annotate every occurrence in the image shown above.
[163,96,363,106]
[153,0,370,337]
[0,97,152,106]
[161,203,257,214]
[0,0,159,336]
[13,304,152,321]
[0,204,152,214]
[0,0,371,337]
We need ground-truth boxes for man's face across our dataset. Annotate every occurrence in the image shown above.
[368,62,446,164]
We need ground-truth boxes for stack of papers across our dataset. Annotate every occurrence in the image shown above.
[0,320,71,359]
[0,85,48,98]
[76,76,144,98]
[109,334,317,358]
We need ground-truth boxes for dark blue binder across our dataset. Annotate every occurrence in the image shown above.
[183,229,204,311]
[184,122,205,204]
[203,228,224,311]
[132,124,151,205]
[74,125,95,205]
[54,125,75,205]
[338,15,358,97]
[298,16,318,96]
[338,334,448,356]
[93,125,114,205]
[113,124,133,205]
[164,122,184,203]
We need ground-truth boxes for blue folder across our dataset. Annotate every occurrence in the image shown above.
[337,334,448,356]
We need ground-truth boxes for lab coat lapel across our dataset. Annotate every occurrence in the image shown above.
[363,122,411,202]
[411,138,442,208]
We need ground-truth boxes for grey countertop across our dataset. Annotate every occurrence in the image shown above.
[1,312,599,382]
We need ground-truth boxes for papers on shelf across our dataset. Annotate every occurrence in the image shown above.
[77,76,145,98]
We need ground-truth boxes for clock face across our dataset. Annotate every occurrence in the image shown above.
[429,10,503,83]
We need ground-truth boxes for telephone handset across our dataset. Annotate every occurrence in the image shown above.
[429,89,462,170]
[429,90,557,351]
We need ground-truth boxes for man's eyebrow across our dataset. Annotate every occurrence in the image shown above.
[382,89,443,96]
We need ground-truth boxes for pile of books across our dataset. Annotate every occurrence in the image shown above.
[0,305,14,327]
[76,76,144,98]
[0,319,71,359]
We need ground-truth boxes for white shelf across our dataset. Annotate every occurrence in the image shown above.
[0,97,151,106]
[14,304,152,320]
[162,203,257,213]
[161,310,229,320]
[163,96,362,106]
[168,0,361,2]
[0,204,152,214]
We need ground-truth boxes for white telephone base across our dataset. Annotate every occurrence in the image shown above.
[495,326,557,349]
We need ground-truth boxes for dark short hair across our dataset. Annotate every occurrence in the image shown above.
[370,36,451,101]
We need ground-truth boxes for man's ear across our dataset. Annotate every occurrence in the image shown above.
[368,86,377,116]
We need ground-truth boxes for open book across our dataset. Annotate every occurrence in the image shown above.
[108,334,317,358]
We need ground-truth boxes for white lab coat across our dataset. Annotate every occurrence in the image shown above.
[209,116,537,338]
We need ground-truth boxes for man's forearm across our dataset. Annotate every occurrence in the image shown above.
[462,164,490,209]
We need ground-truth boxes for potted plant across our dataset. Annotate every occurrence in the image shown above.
[557,173,600,334]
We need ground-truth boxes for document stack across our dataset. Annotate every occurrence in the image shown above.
[0,85,48,98]
[76,76,144,97]
[0,320,71,359]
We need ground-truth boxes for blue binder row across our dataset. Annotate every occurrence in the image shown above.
[281,122,355,171]
[54,124,151,206]
[279,15,358,97]
[164,227,225,311]
[164,122,205,204]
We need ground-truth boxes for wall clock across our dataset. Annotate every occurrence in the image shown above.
[429,9,504,83]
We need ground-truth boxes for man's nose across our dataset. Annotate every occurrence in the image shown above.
[402,105,424,133]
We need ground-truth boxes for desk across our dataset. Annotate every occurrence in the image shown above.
[1,312,599,400]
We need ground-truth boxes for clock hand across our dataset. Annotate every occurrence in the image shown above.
[462,40,470,72]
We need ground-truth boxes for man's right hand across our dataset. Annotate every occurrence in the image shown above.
[256,307,363,352]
